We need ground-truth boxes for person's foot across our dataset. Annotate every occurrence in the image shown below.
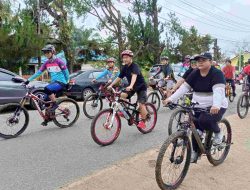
[190,151,199,163]
[233,92,236,97]
[213,131,223,145]
[137,120,146,129]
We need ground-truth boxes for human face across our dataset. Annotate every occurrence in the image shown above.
[190,60,197,69]
[43,51,53,59]
[161,59,168,65]
[107,61,114,68]
[225,61,230,66]
[122,55,133,65]
[196,58,211,70]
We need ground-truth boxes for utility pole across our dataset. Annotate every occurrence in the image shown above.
[36,0,41,67]
[213,38,220,61]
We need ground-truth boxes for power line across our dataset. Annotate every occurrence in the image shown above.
[162,0,250,32]
[161,5,250,33]
[179,0,250,29]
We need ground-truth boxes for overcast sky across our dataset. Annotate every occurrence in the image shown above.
[13,0,250,57]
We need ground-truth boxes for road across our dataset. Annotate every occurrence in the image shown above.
[0,88,240,190]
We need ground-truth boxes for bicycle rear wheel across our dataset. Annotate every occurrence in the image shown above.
[206,119,232,166]
[53,98,80,128]
[155,131,191,190]
[237,94,249,119]
[147,92,160,111]
[0,103,29,139]
[91,108,121,146]
[83,93,103,119]
[137,102,157,134]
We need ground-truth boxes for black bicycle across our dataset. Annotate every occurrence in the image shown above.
[155,103,232,190]
[237,77,250,119]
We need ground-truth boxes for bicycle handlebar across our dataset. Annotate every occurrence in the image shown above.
[165,102,210,113]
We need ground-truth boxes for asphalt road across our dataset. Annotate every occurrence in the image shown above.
[0,87,240,190]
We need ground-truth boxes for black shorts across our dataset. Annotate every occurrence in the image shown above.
[124,90,147,104]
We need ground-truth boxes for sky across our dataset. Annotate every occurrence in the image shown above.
[13,0,250,58]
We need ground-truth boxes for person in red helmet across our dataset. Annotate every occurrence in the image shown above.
[92,57,119,83]
[108,50,148,128]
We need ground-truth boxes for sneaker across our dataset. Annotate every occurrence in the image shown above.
[137,120,146,129]
[233,93,236,97]
[190,151,199,163]
[213,131,223,145]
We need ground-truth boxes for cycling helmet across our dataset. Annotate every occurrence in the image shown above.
[161,56,169,60]
[106,57,116,63]
[41,44,56,54]
[121,50,134,57]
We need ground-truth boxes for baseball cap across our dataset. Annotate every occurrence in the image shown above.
[194,52,212,61]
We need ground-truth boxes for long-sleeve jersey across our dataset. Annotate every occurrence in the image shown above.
[28,57,69,84]
[96,67,120,81]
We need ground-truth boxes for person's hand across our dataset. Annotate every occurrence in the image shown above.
[126,86,133,91]
[107,85,113,90]
[92,79,97,83]
[210,106,220,114]
[162,98,172,106]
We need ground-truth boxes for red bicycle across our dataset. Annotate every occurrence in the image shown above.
[91,87,157,146]
[0,84,80,139]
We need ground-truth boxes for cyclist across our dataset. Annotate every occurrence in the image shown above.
[92,57,120,83]
[179,55,191,74]
[163,52,228,163]
[170,55,198,93]
[107,50,148,129]
[237,58,250,83]
[222,59,236,97]
[24,44,69,125]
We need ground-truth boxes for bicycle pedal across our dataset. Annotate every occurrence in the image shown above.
[41,121,48,126]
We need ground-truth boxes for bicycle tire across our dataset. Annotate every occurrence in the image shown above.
[53,98,80,128]
[237,94,249,119]
[147,92,161,111]
[0,103,29,139]
[206,119,232,166]
[155,131,191,190]
[83,93,103,119]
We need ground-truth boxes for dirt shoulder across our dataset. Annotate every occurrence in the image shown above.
[60,114,250,190]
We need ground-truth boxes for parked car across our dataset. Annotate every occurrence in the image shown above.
[0,68,48,108]
[172,63,184,81]
[66,69,109,100]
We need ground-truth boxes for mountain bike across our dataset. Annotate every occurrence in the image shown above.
[91,87,157,146]
[155,103,232,190]
[0,84,80,139]
[237,77,250,119]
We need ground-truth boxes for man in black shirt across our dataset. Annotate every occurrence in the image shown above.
[161,56,173,79]
[108,50,148,128]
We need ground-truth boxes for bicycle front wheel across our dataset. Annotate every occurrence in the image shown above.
[237,94,249,119]
[147,92,161,111]
[168,109,189,136]
[53,98,80,128]
[83,93,103,119]
[91,108,121,146]
[0,103,29,139]
[155,131,191,190]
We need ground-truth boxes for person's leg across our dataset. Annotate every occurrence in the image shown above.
[230,79,236,96]
[137,90,148,128]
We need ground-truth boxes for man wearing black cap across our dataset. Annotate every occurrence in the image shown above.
[164,52,228,163]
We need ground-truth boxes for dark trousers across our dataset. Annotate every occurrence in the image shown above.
[192,108,226,152]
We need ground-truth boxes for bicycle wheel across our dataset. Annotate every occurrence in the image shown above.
[91,108,121,146]
[237,94,249,119]
[147,92,161,111]
[137,102,157,134]
[0,103,29,139]
[168,109,189,136]
[53,98,80,128]
[155,131,191,190]
[206,119,232,166]
[83,93,103,119]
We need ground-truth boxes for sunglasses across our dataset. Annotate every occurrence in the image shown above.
[43,51,51,54]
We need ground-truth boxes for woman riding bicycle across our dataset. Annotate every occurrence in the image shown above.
[163,52,228,163]
[24,44,69,125]
[108,50,148,129]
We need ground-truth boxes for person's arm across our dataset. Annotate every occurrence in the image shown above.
[172,78,185,92]
[212,84,225,109]
[110,77,122,87]
[62,69,70,83]
[128,74,137,89]
[28,63,46,82]
[168,82,191,103]
[57,59,70,83]
[96,69,108,80]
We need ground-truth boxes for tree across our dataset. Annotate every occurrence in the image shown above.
[124,0,164,66]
